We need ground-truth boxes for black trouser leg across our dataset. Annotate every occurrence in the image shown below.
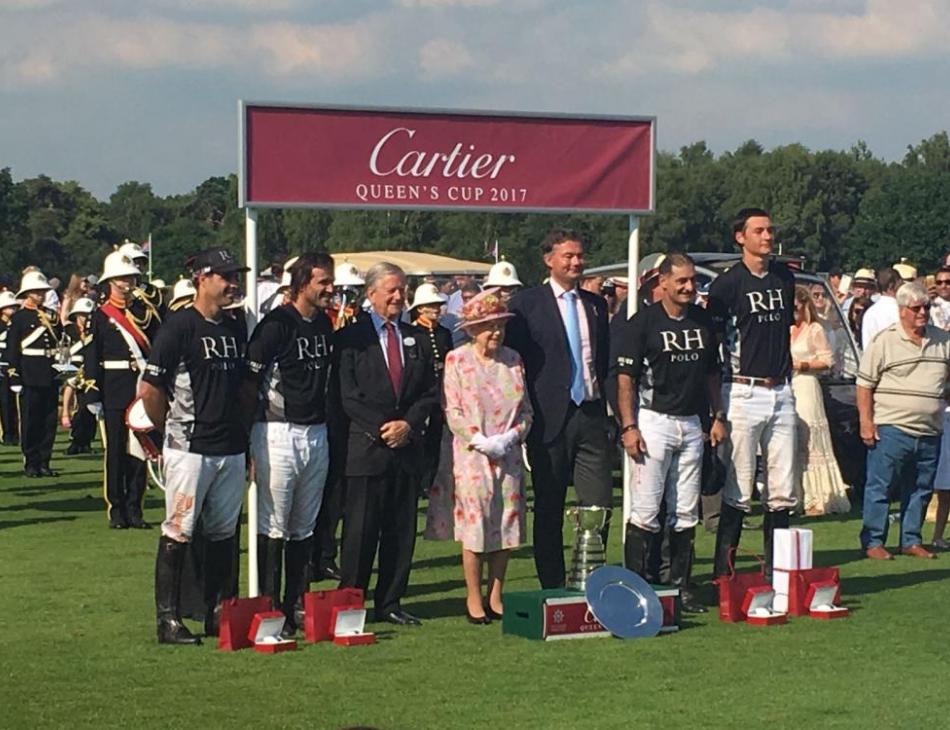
[282,538,311,635]
[257,534,284,606]
[124,455,147,523]
[624,523,653,578]
[568,400,614,530]
[527,435,571,589]
[763,509,790,581]
[0,380,18,444]
[420,411,444,495]
[37,386,57,468]
[203,536,236,637]
[70,406,96,450]
[713,502,745,579]
[20,386,45,470]
[103,410,129,526]
[670,527,706,613]
[374,469,419,615]
[313,474,344,574]
[155,536,201,645]
[339,475,382,593]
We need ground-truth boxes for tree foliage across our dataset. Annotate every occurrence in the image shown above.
[1,131,948,288]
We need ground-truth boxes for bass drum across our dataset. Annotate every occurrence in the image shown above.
[125,397,165,491]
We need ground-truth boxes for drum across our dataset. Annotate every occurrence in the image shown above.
[125,397,164,490]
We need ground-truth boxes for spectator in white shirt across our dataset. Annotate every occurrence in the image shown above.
[862,268,902,350]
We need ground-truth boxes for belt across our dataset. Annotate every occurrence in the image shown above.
[22,348,52,357]
[729,375,789,389]
[103,360,138,371]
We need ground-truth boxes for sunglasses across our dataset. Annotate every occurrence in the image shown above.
[907,303,931,312]
[936,279,950,285]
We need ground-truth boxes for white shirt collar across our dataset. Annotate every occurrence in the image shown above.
[549,279,577,298]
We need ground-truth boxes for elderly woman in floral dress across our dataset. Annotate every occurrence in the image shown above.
[425,289,533,624]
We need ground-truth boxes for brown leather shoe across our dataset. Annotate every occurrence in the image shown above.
[865,546,893,560]
[901,544,936,559]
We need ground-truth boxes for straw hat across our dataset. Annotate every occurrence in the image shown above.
[853,268,876,285]
[893,258,917,281]
[457,288,514,331]
[67,297,95,318]
[335,261,365,287]
[409,283,448,311]
[100,251,141,283]
[485,260,522,287]
[16,270,52,298]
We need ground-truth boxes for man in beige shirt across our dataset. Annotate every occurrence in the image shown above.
[857,281,950,560]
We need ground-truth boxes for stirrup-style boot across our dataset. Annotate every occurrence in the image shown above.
[713,503,745,579]
[282,537,312,638]
[155,536,201,645]
[203,536,236,638]
[257,535,285,609]
[624,522,653,579]
[670,527,707,613]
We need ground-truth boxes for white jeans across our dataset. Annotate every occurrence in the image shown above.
[161,448,246,542]
[251,421,330,541]
[720,382,798,512]
[627,409,703,532]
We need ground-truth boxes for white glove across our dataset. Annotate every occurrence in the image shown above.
[87,402,103,417]
[470,432,491,454]
[497,429,521,453]
[10,385,22,394]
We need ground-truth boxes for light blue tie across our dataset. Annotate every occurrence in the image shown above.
[564,290,585,405]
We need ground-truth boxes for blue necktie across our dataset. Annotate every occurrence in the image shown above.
[564,290,585,405]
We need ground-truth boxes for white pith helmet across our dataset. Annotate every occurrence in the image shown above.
[100,250,141,283]
[68,297,96,318]
[485,260,522,287]
[409,283,448,311]
[16,270,52,298]
[334,261,365,287]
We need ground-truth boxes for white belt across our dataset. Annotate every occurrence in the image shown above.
[104,360,138,370]
[22,348,51,357]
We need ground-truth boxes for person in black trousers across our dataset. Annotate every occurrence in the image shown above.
[335,262,438,626]
[0,290,20,446]
[6,270,61,477]
[505,228,613,589]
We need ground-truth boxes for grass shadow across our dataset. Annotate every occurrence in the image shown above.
[0,515,78,530]
[843,568,950,597]
[0,494,104,513]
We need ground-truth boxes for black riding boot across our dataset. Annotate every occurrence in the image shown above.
[257,535,285,609]
[624,522,653,579]
[203,536,236,637]
[713,502,745,579]
[282,537,311,638]
[155,536,201,645]
[763,509,790,582]
[670,527,706,613]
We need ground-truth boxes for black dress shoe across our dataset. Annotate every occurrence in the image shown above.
[157,618,202,645]
[680,590,708,614]
[65,444,80,455]
[466,610,491,625]
[128,519,153,530]
[377,609,422,626]
[313,562,343,582]
[109,521,129,530]
[39,466,58,477]
[24,466,41,478]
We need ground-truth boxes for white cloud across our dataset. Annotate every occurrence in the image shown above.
[418,38,474,77]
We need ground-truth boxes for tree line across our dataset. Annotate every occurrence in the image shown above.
[1,131,948,287]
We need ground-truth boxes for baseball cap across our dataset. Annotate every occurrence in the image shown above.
[189,248,249,276]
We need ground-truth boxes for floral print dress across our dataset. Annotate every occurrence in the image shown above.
[424,343,533,552]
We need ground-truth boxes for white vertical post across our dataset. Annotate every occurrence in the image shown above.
[621,216,639,546]
[245,207,259,598]
[147,233,153,281]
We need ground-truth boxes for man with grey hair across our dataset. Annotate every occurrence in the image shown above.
[857,280,950,560]
[335,262,439,626]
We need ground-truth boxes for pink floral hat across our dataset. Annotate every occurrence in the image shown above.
[458,287,515,330]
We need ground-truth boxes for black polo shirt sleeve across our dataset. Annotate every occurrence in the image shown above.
[612,311,646,380]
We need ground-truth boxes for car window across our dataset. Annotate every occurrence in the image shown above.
[795,276,859,380]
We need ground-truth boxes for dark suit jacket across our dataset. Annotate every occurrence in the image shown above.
[334,315,439,477]
[505,284,609,444]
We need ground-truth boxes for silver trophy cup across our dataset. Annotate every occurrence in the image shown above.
[567,506,608,592]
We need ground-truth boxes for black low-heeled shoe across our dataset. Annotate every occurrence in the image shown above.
[466,610,491,625]
[485,606,503,622]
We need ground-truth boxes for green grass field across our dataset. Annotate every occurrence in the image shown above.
[2,436,948,729]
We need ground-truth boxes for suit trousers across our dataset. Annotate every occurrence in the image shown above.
[527,399,613,589]
[70,405,96,449]
[0,378,18,444]
[20,385,57,470]
[103,409,147,525]
[313,474,344,568]
[340,467,419,615]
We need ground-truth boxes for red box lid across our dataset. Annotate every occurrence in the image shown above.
[248,611,286,643]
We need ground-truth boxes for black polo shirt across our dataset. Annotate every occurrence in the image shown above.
[706,260,795,380]
[245,303,333,424]
[143,307,246,456]
[612,302,718,417]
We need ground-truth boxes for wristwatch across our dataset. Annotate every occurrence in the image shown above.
[620,423,639,434]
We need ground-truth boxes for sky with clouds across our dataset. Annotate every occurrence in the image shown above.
[2,0,949,198]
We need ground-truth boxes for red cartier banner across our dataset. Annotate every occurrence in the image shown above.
[240,104,655,214]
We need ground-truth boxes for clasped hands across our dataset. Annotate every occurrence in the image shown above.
[380,420,411,449]
[470,429,520,460]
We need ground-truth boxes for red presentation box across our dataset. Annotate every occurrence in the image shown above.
[248,611,297,654]
[304,588,364,643]
[806,580,849,620]
[330,606,376,647]
[742,586,787,626]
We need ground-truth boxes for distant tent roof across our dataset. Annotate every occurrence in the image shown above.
[330,251,491,276]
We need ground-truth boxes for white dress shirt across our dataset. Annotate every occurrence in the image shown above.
[861,295,899,350]
[549,279,597,401]
[369,309,404,368]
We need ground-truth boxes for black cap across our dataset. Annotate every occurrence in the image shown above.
[189,248,249,276]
